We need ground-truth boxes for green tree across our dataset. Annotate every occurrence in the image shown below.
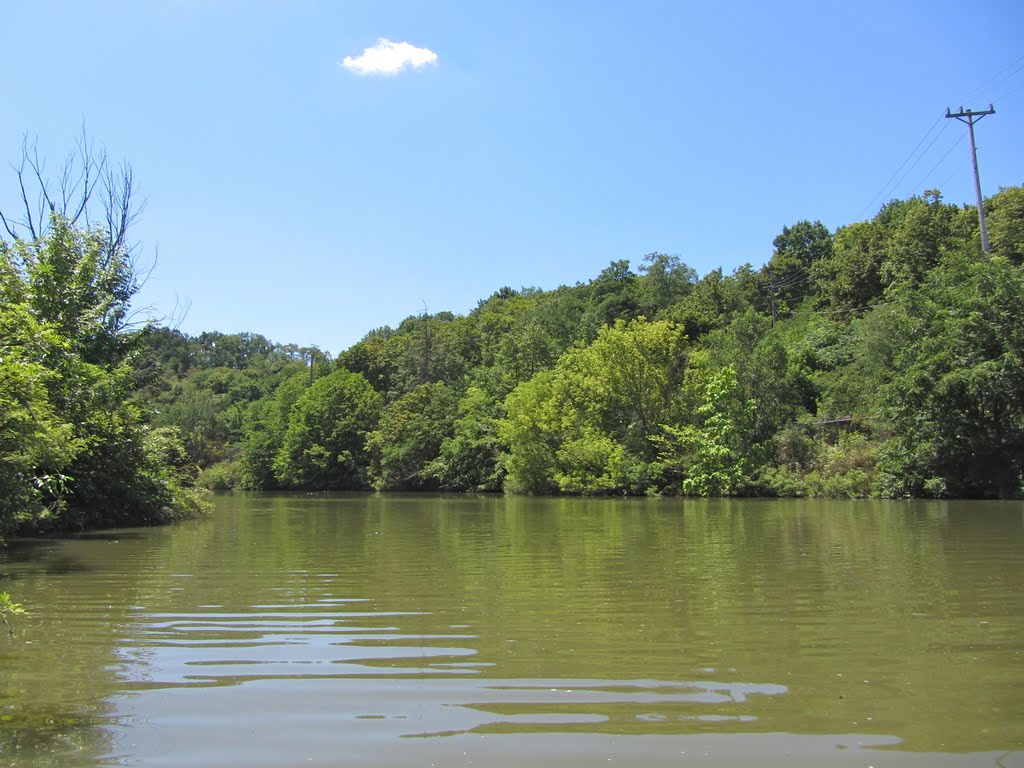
[499,369,561,495]
[874,251,1024,498]
[987,185,1024,264]
[814,219,888,311]
[273,369,382,490]
[1,214,208,532]
[500,319,685,494]
[0,301,79,532]
[878,191,972,287]
[368,381,458,490]
[491,320,559,397]
[701,309,808,449]
[654,362,754,496]
[763,220,833,312]
[239,372,309,489]
[579,259,641,338]
[668,265,759,342]
[637,252,697,317]
[427,386,506,492]
[156,379,223,464]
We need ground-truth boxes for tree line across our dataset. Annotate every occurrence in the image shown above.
[134,185,1024,503]
[2,135,1022,538]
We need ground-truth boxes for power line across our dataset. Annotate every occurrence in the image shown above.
[991,77,1024,105]
[960,52,1024,105]
[858,53,1022,220]
[790,300,902,317]
[884,120,954,203]
[771,268,811,289]
[908,133,965,196]
[860,115,946,217]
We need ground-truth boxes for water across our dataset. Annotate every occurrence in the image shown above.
[1,495,1022,767]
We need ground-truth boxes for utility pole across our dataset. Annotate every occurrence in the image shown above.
[945,105,995,253]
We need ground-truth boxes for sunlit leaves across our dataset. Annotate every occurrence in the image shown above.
[273,369,382,490]
[501,319,686,495]
[654,363,753,496]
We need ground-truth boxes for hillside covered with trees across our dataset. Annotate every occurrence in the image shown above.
[125,185,1024,503]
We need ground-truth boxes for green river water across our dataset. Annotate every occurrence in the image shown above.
[1,494,1022,767]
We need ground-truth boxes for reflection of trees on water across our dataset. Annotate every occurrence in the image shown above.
[0,538,135,766]
[0,521,223,765]
[2,496,1022,760]
[0,705,115,768]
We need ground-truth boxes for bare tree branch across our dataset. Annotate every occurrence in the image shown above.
[13,145,40,240]
[0,207,16,240]
[1,130,156,339]
[1,130,145,257]
[63,127,98,225]
[27,139,56,221]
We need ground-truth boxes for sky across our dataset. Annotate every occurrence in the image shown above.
[2,0,1022,354]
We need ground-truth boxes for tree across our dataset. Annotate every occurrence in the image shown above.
[0,131,214,531]
[814,219,887,312]
[273,369,382,490]
[654,363,754,496]
[763,220,832,313]
[156,379,224,465]
[368,382,458,490]
[491,320,559,397]
[9,214,140,364]
[427,386,506,492]
[987,186,1024,264]
[579,259,641,338]
[637,252,697,317]
[239,372,309,489]
[878,192,972,287]
[499,369,561,495]
[1,213,207,531]
[874,251,1024,498]
[667,265,758,342]
[336,327,403,400]
[0,130,141,264]
[499,318,686,495]
[0,301,79,532]
[701,309,807,449]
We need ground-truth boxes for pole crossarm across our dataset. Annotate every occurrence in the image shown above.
[945,105,996,122]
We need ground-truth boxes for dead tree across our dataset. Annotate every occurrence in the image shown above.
[0,126,144,259]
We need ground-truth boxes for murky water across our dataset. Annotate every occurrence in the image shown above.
[1,495,1022,766]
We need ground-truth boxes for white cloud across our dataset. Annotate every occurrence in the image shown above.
[341,38,438,76]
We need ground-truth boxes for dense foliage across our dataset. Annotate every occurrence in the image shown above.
[0,216,208,537]
[127,186,1023,500]
[3,186,1022,531]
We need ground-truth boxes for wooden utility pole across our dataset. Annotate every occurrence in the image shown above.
[945,105,995,253]
[766,268,778,327]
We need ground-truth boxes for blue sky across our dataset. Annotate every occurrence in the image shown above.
[2,1,1022,354]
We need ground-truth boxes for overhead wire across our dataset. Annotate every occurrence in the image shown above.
[770,268,810,289]
[908,52,1024,196]
[790,300,901,316]
[879,120,953,203]
[959,52,1024,106]
[908,133,966,197]
[857,51,1023,218]
[772,55,1024,324]
[994,79,1024,104]
[859,115,946,218]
